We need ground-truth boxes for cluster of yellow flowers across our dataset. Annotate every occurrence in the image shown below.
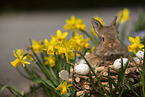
[63,16,86,32]
[11,30,90,68]
[44,56,55,67]
[43,30,90,61]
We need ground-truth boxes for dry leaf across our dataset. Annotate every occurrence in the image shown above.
[83,84,90,89]
[75,77,80,82]
[96,66,105,72]
[76,91,84,96]
[68,78,73,82]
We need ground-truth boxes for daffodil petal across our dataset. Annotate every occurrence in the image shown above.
[16,49,23,58]
[22,63,25,67]
[38,40,42,44]
[63,81,67,86]
[32,40,37,45]
[55,84,63,90]
[138,44,144,49]
[11,59,20,68]
[67,84,72,88]
[13,50,17,58]
[135,36,140,44]
[71,16,75,21]
[128,45,133,52]
[24,61,31,64]
[23,56,27,61]
[44,39,49,45]
[129,36,135,44]
[27,55,34,61]
[56,30,62,36]
[66,19,70,24]
[61,87,67,94]
[50,38,56,45]
[62,32,68,38]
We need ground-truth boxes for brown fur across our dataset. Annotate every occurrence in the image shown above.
[87,16,127,66]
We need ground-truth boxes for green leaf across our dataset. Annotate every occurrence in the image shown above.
[34,78,61,96]
[0,84,24,96]
[107,68,112,94]
[0,85,8,94]
[17,67,32,80]
[81,91,85,97]
[9,82,25,96]
[123,60,129,73]
[34,78,55,89]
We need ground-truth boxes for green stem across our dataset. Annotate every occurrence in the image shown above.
[89,74,104,96]
[81,30,94,43]
[41,52,45,64]
[17,67,32,80]
[54,53,60,79]
[132,57,142,75]
[29,39,56,86]
[72,32,75,37]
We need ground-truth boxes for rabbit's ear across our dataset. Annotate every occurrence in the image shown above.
[111,16,117,27]
[91,18,103,35]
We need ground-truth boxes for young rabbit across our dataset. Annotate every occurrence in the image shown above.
[87,16,127,66]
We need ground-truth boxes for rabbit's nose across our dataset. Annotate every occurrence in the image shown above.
[110,48,115,52]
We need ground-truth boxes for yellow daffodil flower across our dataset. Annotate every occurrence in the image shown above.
[51,30,68,44]
[44,38,57,55]
[26,54,34,61]
[11,49,30,68]
[55,81,72,95]
[63,16,86,32]
[94,16,105,26]
[117,8,130,24]
[70,32,90,51]
[84,38,90,49]
[128,36,144,54]
[44,56,55,67]
[32,40,44,53]
[57,40,75,61]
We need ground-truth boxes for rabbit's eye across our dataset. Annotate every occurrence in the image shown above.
[102,37,104,42]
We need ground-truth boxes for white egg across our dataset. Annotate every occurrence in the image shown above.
[113,58,129,69]
[78,59,86,64]
[133,57,140,62]
[136,49,144,59]
[74,63,90,75]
